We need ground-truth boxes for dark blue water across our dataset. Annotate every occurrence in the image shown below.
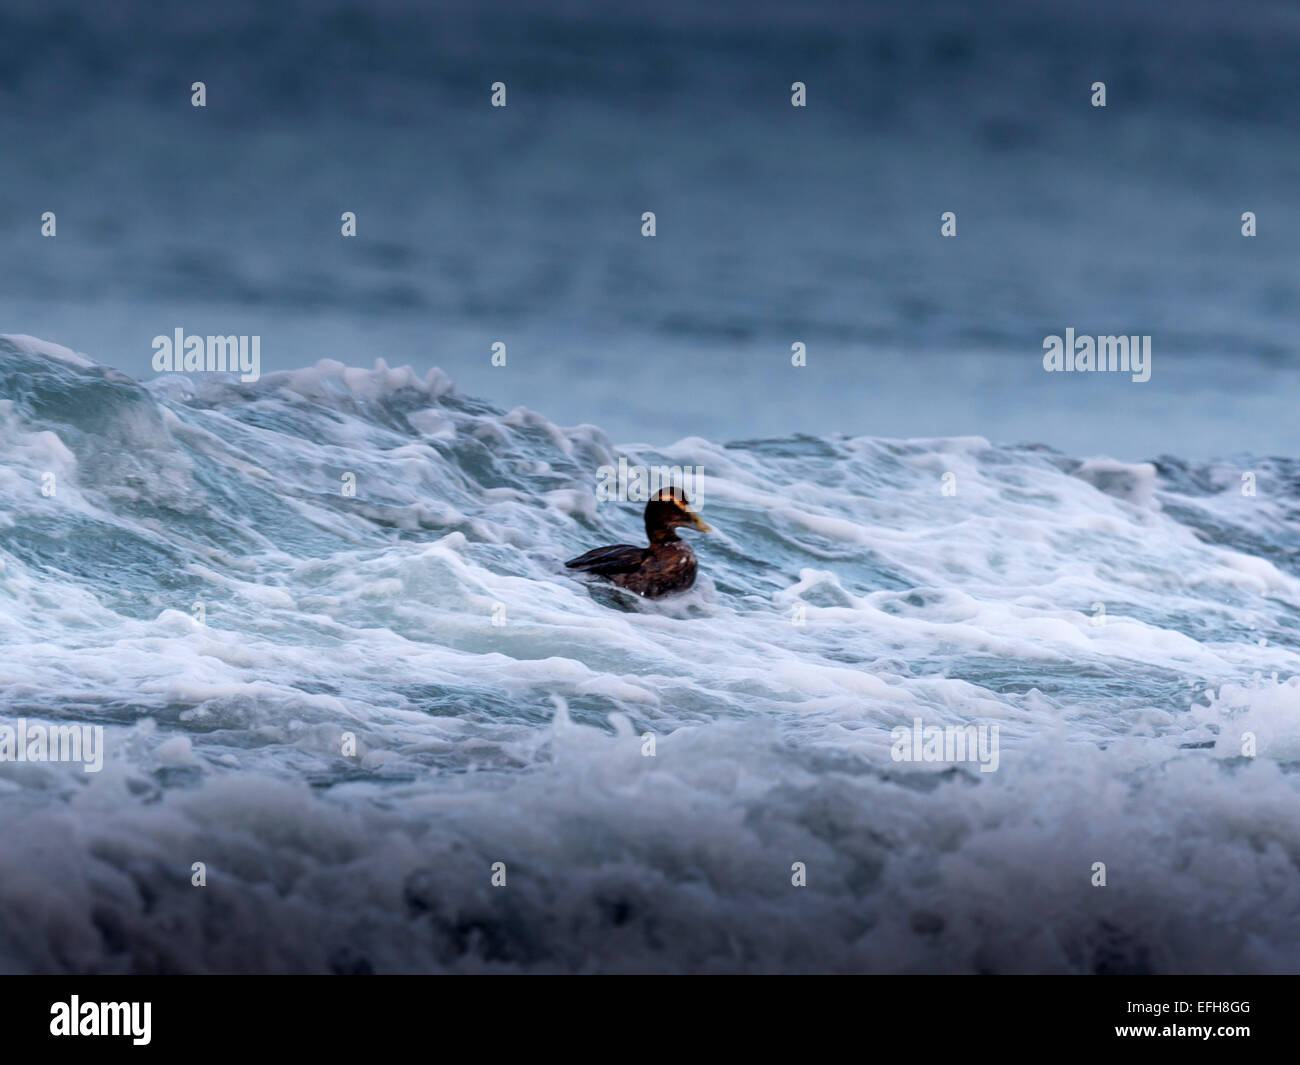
[3,0,1298,457]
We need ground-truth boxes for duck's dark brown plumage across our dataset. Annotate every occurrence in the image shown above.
[565,487,711,599]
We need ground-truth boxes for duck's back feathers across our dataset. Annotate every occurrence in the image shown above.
[566,540,697,598]
[565,488,709,599]
[564,544,648,575]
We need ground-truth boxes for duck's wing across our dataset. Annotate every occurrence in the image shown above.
[564,544,648,574]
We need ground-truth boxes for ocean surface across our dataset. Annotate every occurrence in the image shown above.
[3,0,1300,457]
[1,332,1298,973]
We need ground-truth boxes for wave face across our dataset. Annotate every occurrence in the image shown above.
[1,333,1299,973]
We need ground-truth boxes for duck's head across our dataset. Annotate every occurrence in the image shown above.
[645,486,711,541]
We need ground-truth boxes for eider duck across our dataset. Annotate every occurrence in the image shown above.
[565,486,711,598]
